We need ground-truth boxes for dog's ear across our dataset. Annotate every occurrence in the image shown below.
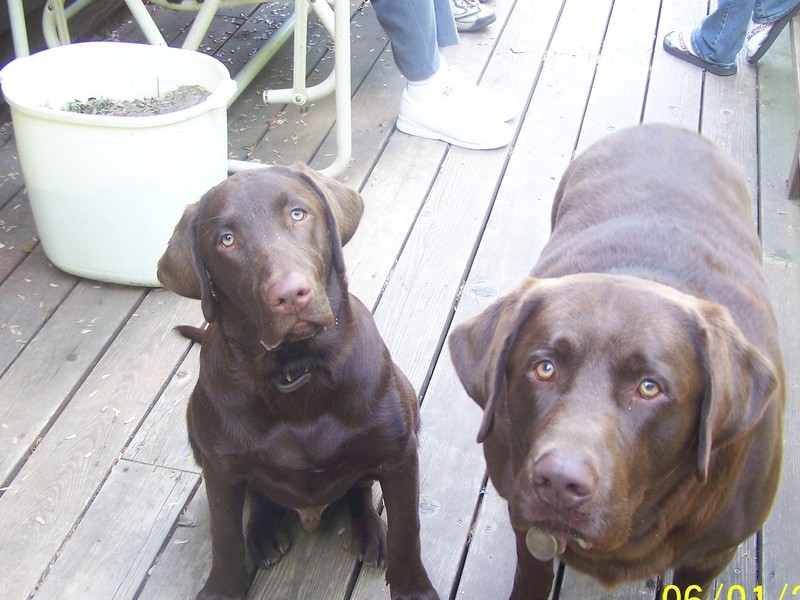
[289,162,364,246]
[449,279,544,443]
[157,201,218,322]
[694,302,780,483]
[158,203,202,298]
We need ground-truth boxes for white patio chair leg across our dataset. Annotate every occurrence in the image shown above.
[7,0,31,55]
[318,0,351,177]
[122,0,168,45]
[230,16,297,104]
[42,0,96,47]
[182,0,224,51]
[259,0,352,176]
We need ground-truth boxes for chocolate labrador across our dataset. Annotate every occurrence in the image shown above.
[157,164,438,600]
[449,125,784,599]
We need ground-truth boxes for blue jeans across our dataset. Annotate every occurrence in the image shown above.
[371,0,460,81]
[692,0,800,67]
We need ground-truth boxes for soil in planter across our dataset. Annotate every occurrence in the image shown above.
[63,84,211,117]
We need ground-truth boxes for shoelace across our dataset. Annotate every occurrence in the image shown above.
[451,0,481,13]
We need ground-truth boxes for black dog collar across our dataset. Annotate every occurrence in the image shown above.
[272,365,313,393]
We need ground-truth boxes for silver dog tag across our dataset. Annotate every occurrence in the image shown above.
[525,528,558,561]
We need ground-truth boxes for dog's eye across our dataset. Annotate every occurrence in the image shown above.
[219,233,235,248]
[531,360,555,381]
[637,379,661,399]
[290,208,307,221]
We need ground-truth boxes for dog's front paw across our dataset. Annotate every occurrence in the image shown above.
[246,504,293,568]
[348,509,388,566]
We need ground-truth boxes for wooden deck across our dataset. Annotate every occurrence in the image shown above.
[1,0,799,598]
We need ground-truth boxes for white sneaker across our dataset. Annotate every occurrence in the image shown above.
[451,0,496,33]
[397,70,515,149]
[441,69,518,123]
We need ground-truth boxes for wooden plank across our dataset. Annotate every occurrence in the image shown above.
[33,461,198,599]
[344,133,446,308]
[700,53,759,199]
[453,481,519,600]
[560,572,660,599]
[0,194,38,278]
[247,507,357,598]
[0,280,142,485]
[123,341,201,473]
[0,290,197,600]
[756,31,800,600]
[0,121,23,206]
[137,482,212,600]
[0,248,75,374]
[576,0,662,152]
[642,0,705,127]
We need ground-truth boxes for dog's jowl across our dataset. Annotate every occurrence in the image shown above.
[449,125,784,600]
[158,163,439,600]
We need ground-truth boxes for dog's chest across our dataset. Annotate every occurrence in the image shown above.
[220,412,395,505]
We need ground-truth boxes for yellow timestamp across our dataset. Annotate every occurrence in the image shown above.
[662,584,800,600]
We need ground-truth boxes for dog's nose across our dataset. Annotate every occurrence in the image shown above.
[532,451,596,510]
[268,273,312,314]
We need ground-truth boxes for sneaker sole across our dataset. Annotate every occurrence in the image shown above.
[663,37,737,76]
[456,12,497,32]
[396,115,511,150]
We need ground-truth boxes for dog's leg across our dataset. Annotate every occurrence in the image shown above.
[345,481,388,566]
[199,472,249,600]
[246,491,293,568]
[509,528,555,600]
[379,450,440,600]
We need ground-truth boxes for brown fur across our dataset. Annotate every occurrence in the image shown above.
[158,163,438,600]
[449,125,784,599]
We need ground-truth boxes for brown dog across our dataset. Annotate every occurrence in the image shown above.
[158,164,438,600]
[449,125,784,599]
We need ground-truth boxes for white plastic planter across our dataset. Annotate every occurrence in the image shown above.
[0,42,237,286]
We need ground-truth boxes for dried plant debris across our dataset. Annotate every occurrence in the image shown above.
[63,84,211,117]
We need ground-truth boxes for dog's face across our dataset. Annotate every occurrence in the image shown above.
[157,163,364,350]
[449,274,777,555]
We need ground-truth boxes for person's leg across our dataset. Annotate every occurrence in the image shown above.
[753,0,800,24]
[691,0,755,67]
[371,0,458,81]
[663,0,752,76]
[371,0,515,149]
[745,0,800,62]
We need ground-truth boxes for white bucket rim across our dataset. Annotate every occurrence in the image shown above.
[0,41,237,129]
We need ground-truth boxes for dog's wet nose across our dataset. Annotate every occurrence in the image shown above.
[533,451,596,510]
[268,273,312,314]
